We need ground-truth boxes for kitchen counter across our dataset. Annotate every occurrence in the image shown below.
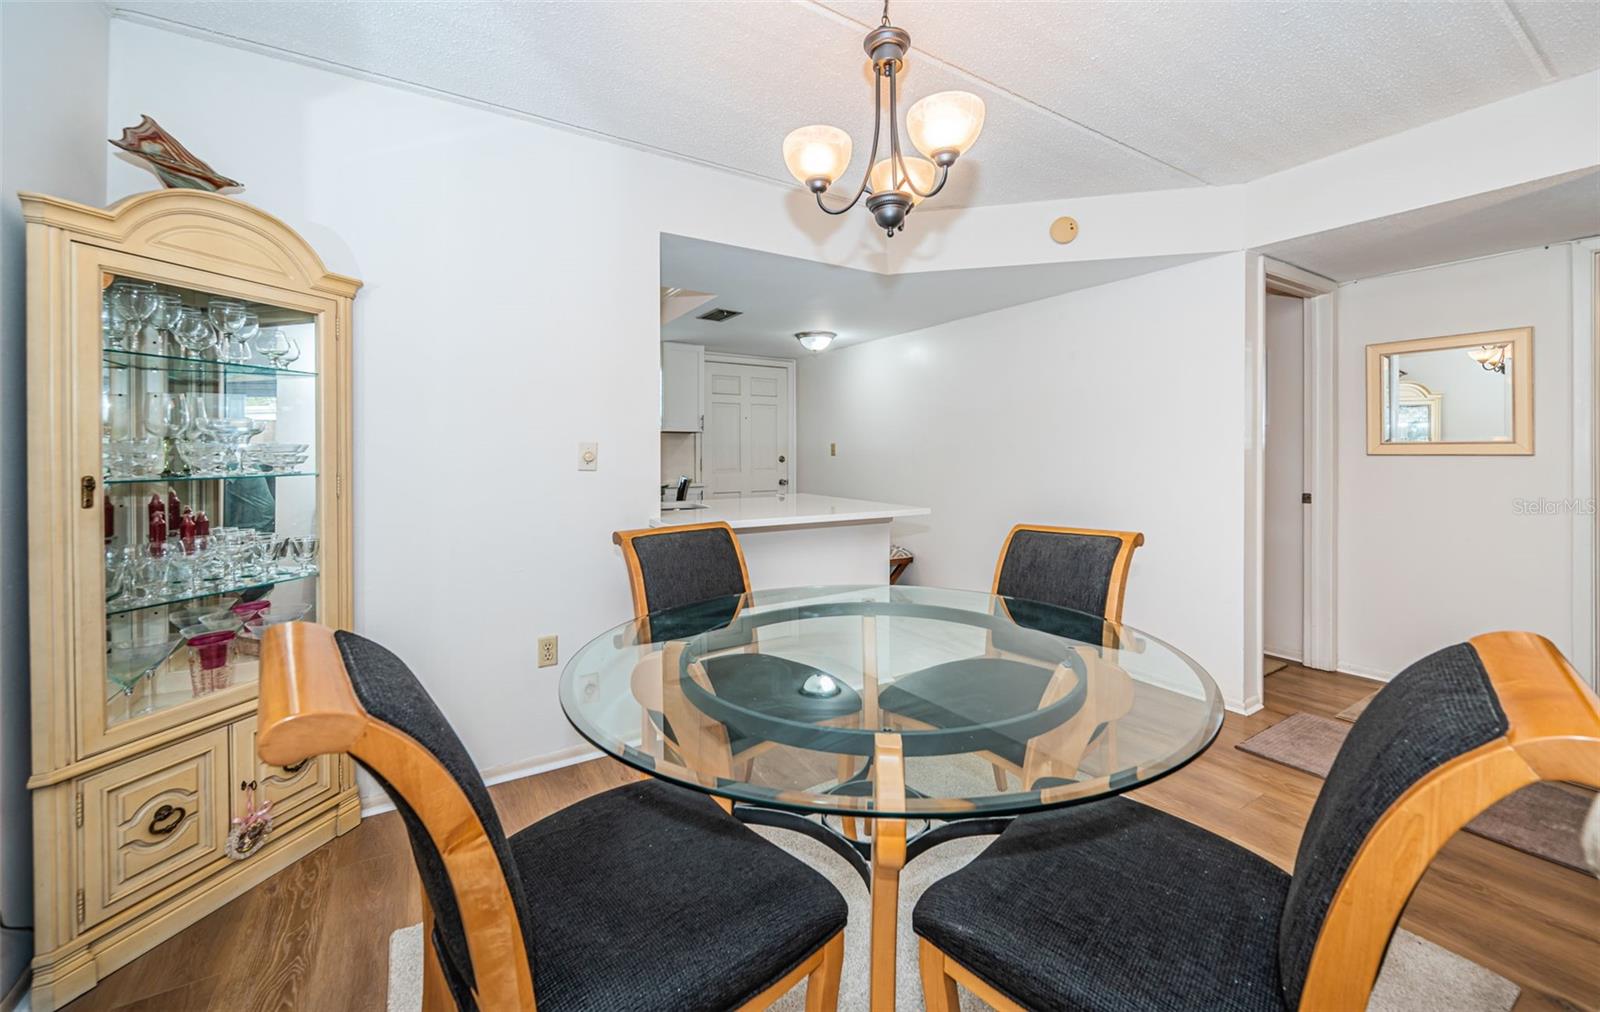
[648,494,930,587]
[650,493,929,531]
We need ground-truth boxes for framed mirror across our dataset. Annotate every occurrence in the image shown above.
[1366,327,1533,455]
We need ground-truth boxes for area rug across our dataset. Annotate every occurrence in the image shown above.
[386,825,1519,1010]
[1336,691,1376,722]
[1237,713,1594,873]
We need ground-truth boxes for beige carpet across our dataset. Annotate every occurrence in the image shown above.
[1237,712,1595,873]
[386,824,1519,1010]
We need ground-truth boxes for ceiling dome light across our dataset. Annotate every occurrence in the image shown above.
[907,91,986,160]
[795,331,836,352]
[780,0,983,236]
[782,125,853,190]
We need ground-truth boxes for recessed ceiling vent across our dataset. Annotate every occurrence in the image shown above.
[697,307,743,322]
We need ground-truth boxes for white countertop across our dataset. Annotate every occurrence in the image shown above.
[650,493,930,531]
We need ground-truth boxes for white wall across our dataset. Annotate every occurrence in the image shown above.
[1,1,109,995]
[105,19,883,801]
[1264,294,1305,660]
[1336,245,1578,678]
[797,254,1256,709]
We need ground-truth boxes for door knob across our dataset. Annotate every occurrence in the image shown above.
[778,478,789,486]
[778,455,786,463]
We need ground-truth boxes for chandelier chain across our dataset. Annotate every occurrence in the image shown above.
[880,0,890,26]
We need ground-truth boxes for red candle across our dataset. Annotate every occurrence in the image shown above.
[147,493,164,529]
[104,495,115,543]
[167,490,181,525]
[149,510,166,555]
[195,510,210,539]
[180,508,196,554]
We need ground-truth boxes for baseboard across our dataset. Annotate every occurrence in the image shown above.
[358,744,603,817]
[2,968,30,1012]
[1331,661,1394,683]
[1262,648,1303,664]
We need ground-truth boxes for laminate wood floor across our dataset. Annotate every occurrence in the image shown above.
[62,662,1599,1011]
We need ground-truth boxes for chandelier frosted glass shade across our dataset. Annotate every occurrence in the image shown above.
[869,157,938,206]
[795,331,836,352]
[907,91,986,159]
[783,125,853,188]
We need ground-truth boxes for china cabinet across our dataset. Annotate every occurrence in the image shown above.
[21,190,360,1010]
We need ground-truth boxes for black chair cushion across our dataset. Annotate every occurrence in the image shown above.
[995,529,1123,618]
[512,779,848,1011]
[878,658,1055,767]
[1277,642,1508,1007]
[633,528,747,615]
[914,796,1289,1012]
[336,630,537,1003]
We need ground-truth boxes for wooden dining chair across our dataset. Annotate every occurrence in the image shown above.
[613,522,864,781]
[878,524,1145,789]
[256,621,847,1011]
[913,631,1600,1012]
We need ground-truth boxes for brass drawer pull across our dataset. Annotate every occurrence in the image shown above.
[148,804,187,835]
[283,758,310,775]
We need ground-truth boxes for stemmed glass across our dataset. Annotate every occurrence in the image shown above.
[231,313,261,364]
[207,299,249,363]
[251,328,293,368]
[173,306,217,359]
[108,281,158,352]
[143,294,184,356]
[142,392,192,477]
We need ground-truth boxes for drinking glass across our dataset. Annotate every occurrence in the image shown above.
[251,328,291,368]
[144,294,184,356]
[207,299,248,361]
[105,547,126,602]
[278,336,302,369]
[109,281,158,350]
[293,535,320,575]
[231,313,261,364]
[141,392,193,477]
[173,306,217,358]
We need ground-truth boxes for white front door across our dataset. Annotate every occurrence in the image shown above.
[702,361,789,500]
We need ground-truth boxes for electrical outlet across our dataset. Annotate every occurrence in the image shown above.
[538,635,558,668]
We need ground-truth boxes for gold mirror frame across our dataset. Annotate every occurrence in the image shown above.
[1365,327,1533,455]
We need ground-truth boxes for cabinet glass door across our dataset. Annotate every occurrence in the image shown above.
[91,261,326,746]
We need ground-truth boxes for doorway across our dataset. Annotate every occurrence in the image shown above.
[1264,293,1309,670]
[702,356,792,500]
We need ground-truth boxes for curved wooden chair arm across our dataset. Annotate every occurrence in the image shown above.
[258,622,537,1011]
[613,521,751,620]
[1300,631,1600,1009]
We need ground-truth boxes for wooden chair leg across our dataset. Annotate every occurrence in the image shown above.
[420,889,452,1012]
[991,763,1008,791]
[736,756,756,781]
[919,938,961,1012]
[805,930,846,1012]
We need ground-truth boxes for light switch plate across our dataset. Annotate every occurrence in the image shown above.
[578,442,598,471]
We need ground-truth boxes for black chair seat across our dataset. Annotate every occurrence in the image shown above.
[511,779,848,1011]
[914,796,1289,1012]
[879,658,1056,767]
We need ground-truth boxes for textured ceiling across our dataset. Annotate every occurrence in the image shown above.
[661,234,1204,356]
[113,1,1600,208]
[1261,168,1600,281]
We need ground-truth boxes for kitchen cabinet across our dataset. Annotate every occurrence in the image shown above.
[661,341,704,432]
[22,189,361,1009]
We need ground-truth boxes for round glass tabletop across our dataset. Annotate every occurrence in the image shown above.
[559,585,1223,819]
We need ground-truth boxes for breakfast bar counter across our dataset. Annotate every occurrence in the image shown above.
[650,493,929,586]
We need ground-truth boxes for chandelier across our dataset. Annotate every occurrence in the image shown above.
[781,0,985,237]
[1467,344,1508,373]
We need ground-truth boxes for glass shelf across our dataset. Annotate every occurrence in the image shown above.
[103,347,317,379]
[106,568,319,617]
[104,470,318,486]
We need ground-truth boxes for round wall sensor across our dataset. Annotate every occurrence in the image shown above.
[1049,216,1080,244]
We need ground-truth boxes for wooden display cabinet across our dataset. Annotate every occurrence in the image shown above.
[21,190,361,1010]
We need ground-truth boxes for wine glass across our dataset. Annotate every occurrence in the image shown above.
[143,294,184,356]
[142,392,192,477]
[100,294,121,351]
[173,306,217,359]
[251,328,291,368]
[277,336,301,369]
[108,281,157,351]
[293,535,319,576]
[230,313,261,364]
[207,299,248,361]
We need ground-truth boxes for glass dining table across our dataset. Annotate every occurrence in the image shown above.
[560,584,1224,1010]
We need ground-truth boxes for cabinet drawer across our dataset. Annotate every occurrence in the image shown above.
[230,715,336,825]
[79,728,230,927]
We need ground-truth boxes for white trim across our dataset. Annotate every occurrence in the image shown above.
[1243,255,1267,713]
[357,744,602,817]
[1263,647,1305,665]
[701,350,800,494]
[1571,239,1600,689]
[1262,257,1340,675]
[1336,660,1397,683]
